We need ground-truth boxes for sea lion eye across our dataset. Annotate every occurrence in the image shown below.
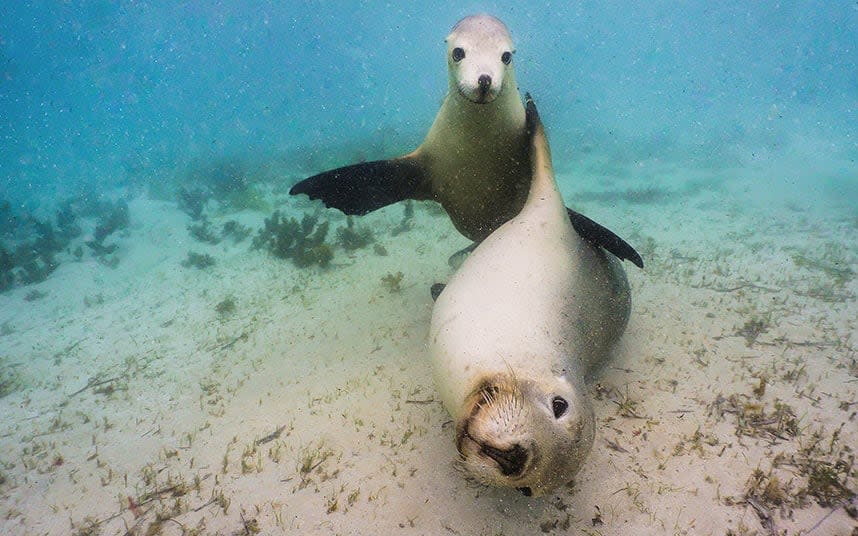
[452,47,465,62]
[501,51,512,65]
[551,396,568,418]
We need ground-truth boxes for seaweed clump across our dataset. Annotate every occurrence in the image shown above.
[178,156,273,214]
[336,216,374,251]
[736,426,857,518]
[735,314,770,347]
[0,364,23,399]
[794,426,856,507]
[189,219,252,245]
[709,393,799,440]
[8,218,62,285]
[739,467,794,520]
[221,220,251,243]
[0,199,17,236]
[181,252,216,270]
[0,197,130,291]
[24,289,47,302]
[215,296,236,317]
[252,211,333,268]
[177,187,210,221]
[178,186,226,249]
[391,200,414,236]
[85,200,129,266]
[0,246,14,292]
[381,272,404,293]
[93,200,130,243]
[188,219,221,245]
[791,244,856,288]
[55,200,82,241]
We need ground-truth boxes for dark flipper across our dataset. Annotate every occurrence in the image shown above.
[289,158,428,216]
[566,208,644,269]
[430,283,446,302]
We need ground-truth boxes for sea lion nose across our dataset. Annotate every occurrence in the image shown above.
[478,74,492,92]
[481,443,526,476]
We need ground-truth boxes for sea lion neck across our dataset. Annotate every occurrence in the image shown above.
[442,84,526,139]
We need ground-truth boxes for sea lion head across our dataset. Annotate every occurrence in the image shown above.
[455,373,595,497]
[445,14,516,105]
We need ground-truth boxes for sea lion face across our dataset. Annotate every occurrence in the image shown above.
[455,375,595,497]
[446,14,515,105]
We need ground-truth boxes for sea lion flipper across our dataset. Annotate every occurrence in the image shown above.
[447,242,478,268]
[430,283,446,302]
[290,158,429,216]
[565,208,644,269]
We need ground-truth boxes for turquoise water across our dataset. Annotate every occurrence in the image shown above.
[2,3,855,205]
[1,3,857,535]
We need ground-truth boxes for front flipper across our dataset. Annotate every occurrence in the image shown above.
[290,158,429,216]
[566,208,644,269]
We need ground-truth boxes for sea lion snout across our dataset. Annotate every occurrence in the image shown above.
[476,74,493,101]
[480,442,526,476]
[478,74,492,91]
[455,74,501,104]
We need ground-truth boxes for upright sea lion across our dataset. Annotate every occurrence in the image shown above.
[290,14,642,268]
[429,95,631,497]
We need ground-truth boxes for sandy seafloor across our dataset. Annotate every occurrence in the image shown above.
[1,153,857,536]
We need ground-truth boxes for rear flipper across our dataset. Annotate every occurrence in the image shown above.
[566,208,644,269]
[289,158,428,215]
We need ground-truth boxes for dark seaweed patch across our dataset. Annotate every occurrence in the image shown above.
[390,200,414,236]
[380,271,403,293]
[336,216,374,251]
[177,187,210,221]
[0,362,23,399]
[181,252,216,270]
[187,219,221,245]
[221,220,251,243]
[252,211,333,268]
[215,296,236,317]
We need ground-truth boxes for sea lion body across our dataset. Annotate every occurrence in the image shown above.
[291,14,642,267]
[429,97,631,496]
[415,15,528,241]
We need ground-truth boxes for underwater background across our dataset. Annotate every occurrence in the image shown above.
[2,2,856,208]
[1,2,857,535]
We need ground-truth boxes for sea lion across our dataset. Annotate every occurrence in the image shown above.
[429,95,631,497]
[290,14,642,268]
